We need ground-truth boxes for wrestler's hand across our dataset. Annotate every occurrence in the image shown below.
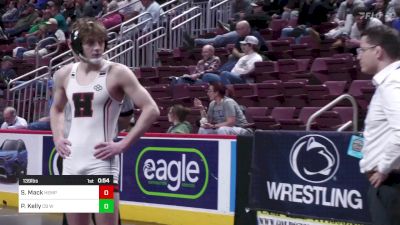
[369,171,388,188]
[94,141,124,160]
[54,138,71,158]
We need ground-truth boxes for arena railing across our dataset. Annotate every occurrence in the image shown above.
[306,94,359,132]
[160,0,178,11]
[158,1,190,49]
[101,0,141,18]
[119,12,152,42]
[169,6,202,49]
[6,67,50,122]
[33,37,60,70]
[135,27,167,68]
[105,40,135,68]
[206,0,232,33]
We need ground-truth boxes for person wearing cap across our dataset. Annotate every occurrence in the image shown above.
[4,3,38,37]
[47,1,68,32]
[219,35,263,85]
[22,17,66,58]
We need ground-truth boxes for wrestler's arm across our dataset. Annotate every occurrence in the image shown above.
[117,65,160,149]
[50,65,72,157]
[94,64,159,159]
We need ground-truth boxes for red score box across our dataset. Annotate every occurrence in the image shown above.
[99,185,114,199]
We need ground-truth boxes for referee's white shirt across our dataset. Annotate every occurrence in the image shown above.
[360,60,400,174]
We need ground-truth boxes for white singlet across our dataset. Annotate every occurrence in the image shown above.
[63,61,122,184]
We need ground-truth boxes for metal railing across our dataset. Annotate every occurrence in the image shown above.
[135,27,166,68]
[48,50,75,75]
[192,0,209,33]
[6,67,50,122]
[306,94,358,132]
[34,37,59,69]
[105,40,135,68]
[158,1,190,49]
[169,6,202,49]
[160,0,178,11]
[206,0,232,33]
[102,0,141,18]
[118,12,152,42]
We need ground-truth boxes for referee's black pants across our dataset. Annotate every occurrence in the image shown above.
[368,173,400,225]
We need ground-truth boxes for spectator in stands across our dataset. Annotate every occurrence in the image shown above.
[0,56,17,83]
[371,0,396,23]
[186,19,268,51]
[219,20,267,73]
[280,0,336,43]
[35,0,49,10]
[1,1,18,23]
[1,0,27,24]
[4,3,38,38]
[139,0,163,31]
[186,21,266,72]
[337,0,365,22]
[166,104,192,134]
[391,4,400,31]
[237,0,270,31]
[219,35,263,85]
[1,106,27,129]
[171,45,221,85]
[21,18,66,58]
[345,7,383,48]
[357,25,400,225]
[118,0,144,20]
[47,1,68,32]
[281,0,301,21]
[75,0,103,18]
[231,0,252,22]
[99,1,123,29]
[194,82,250,135]
[62,0,76,25]
[14,9,51,47]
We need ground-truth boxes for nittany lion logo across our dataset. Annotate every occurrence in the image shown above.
[289,135,340,183]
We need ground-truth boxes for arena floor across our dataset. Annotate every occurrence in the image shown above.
[0,207,161,225]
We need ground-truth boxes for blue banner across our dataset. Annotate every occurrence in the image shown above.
[249,131,371,224]
[121,139,219,210]
[42,136,62,176]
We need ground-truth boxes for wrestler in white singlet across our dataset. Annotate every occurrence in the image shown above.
[63,61,121,183]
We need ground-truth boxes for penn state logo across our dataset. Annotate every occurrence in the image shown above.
[289,135,340,183]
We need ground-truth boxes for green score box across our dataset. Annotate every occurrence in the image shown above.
[99,199,114,213]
